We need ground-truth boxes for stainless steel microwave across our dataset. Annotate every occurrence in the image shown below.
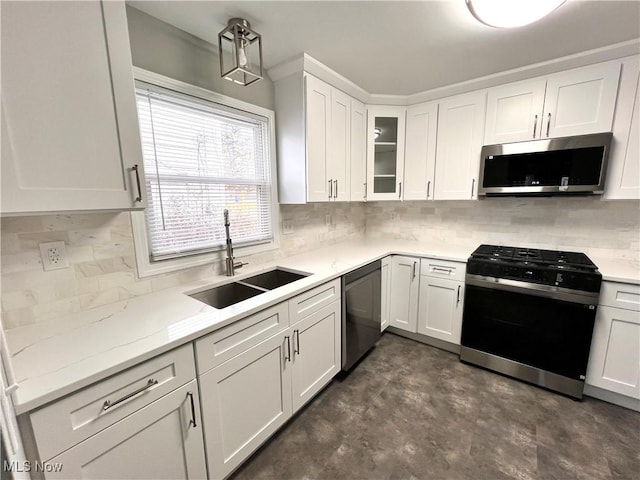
[478,132,613,197]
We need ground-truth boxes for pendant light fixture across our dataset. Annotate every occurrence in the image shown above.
[466,0,566,28]
[218,18,263,86]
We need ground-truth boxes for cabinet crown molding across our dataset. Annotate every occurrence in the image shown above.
[269,39,639,106]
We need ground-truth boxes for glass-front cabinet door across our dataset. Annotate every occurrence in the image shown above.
[366,106,406,200]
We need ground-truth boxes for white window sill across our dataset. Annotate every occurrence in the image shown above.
[130,211,280,278]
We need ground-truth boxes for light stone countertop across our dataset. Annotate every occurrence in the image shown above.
[5,238,637,415]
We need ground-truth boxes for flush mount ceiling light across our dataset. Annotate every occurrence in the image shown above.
[466,0,566,28]
[218,18,263,86]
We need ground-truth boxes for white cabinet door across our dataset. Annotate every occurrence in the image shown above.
[200,333,292,480]
[417,277,464,345]
[404,101,438,200]
[350,99,367,201]
[586,305,640,400]
[605,55,640,200]
[329,88,351,201]
[543,62,621,138]
[1,0,145,214]
[434,90,487,200]
[484,79,546,144]
[305,75,332,202]
[381,256,391,332]
[47,381,206,480]
[389,256,420,332]
[366,106,407,201]
[291,301,341,413]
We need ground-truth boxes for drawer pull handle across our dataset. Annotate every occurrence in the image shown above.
[432,267,453,274]
[103,378,158,411]
[187,391,197,428]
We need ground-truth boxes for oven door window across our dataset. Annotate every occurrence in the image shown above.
[461,285,596,380]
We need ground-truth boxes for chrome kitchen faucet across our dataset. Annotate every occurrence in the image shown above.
[224,209,247,276]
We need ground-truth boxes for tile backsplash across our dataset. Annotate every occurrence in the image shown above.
[1,203,365,329]
[366,198,640,262]
[1,198,638,329]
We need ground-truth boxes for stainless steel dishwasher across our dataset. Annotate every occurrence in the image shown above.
[342,260,382,371]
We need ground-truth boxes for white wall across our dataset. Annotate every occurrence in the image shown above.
[125,6,275,110]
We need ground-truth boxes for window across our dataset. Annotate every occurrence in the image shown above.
[131,70,278,276]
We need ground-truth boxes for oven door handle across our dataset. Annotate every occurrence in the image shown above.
[465,274,599,305]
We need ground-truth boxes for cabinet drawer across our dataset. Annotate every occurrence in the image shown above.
[289,279,341,325]
[195,302,289,375]
[420,258,466,282]
[30,344,195,462]
[599,282,640,311]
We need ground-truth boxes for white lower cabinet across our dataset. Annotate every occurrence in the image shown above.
[291,301,341,412]
[47,381,207,480]
[198,280,341,479]
[586,281,640,400]
[388,256,466,347]
[380,256,391,331]
[199,333,293,480]
[388,256,420,332]
[417,277,464,344]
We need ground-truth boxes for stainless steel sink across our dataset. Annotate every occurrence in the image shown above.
[189,282,264,309]
[240,268,309,290]
[188,268,310,309]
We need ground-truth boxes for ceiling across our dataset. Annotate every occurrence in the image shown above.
[127,1,640,95]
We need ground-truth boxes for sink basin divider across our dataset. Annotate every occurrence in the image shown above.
[235,281,270,293]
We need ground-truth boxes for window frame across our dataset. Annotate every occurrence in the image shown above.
[131,67,280,278]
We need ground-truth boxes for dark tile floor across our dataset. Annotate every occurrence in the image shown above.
[231,333,640,480]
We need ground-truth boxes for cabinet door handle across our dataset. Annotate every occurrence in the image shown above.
[426,180,431,199]
[471,178,476,198]
[132,164,142,203]
[532,114,538,138]
[103,378,158,411]
[187,391,197,428]
[546,112,551,137]
[457,285,461,305]
[334,180,338,199]
[398,182,402,199]
[284,335,291,361]
[412,261,417,279]
[363,182,367,199]
[294,329,300,354]
[328,180,333,200]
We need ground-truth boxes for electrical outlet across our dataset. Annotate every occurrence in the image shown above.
[325,214,332,226]
[282,219,294,235]
[39,241,69,271]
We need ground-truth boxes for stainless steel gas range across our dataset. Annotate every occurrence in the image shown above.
[460,244,602,399]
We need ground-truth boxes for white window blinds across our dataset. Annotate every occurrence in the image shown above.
[136,84,273,261]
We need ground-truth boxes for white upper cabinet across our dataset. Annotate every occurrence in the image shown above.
[484,80,546,144]
[329,88,351,201]
[605,55,640,200]
[434,90,487,200]
[403,101,438,200]
[275,72,362,203]
[305,75,333,202]
[350,99,367,201]
[366,106,407,201]
[1,0,145,214]
[484,61,621,145]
